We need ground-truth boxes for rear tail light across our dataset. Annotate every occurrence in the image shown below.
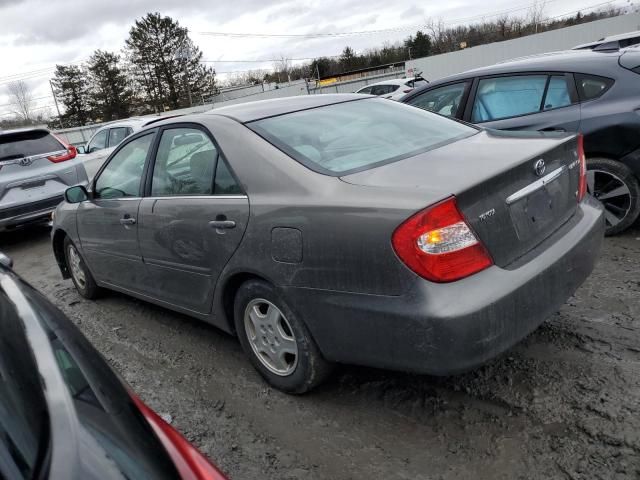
[130,394,228,480]
[48,134,77,163]
[577,133,587,201]
[392,197,493,282]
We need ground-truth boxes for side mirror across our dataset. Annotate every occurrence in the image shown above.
[76,145,86,154]
[65,185,89,204]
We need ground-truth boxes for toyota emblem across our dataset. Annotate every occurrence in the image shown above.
[534,159,546,177]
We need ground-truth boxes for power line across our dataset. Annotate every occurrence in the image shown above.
[201,55,341,63]
[195,0,564,38]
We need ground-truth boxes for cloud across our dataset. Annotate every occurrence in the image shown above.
[401,5,424,19]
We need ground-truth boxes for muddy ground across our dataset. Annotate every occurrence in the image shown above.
[2,225,639,480]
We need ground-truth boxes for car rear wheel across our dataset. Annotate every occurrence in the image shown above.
[234,279,332,394]
[64,237,100,299]
[587,158,640,236]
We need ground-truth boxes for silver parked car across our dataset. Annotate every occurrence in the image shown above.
[78,118,151,178]
[52,95,604,393]
[0,128,87,231]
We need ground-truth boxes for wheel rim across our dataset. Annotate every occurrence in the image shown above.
[68,244,86,289]
[587,169,632,228]
[244,298,298,376]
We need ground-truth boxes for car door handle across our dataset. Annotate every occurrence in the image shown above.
[119,216,136,226]
[209,220,236,229]
[540,127,566,132]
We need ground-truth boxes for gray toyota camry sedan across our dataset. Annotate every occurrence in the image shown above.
[51,94,604,393]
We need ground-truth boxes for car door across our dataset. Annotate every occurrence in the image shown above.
[137,125,249,314]
[76,131,156,293]
[404,81,471,118]
[464,73,581,132]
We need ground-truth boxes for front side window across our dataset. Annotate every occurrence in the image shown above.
[151,128,218,196]
[472,75,547,122]
[248,99,477,175]
[371,84,398,96]
[108,127,131,147]
[94,133,153,199]
[575,74,614,101]
[88,129,108,153]
[407,82,467,117]
[357,86,373,94]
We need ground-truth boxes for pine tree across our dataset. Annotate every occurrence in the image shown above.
[125,12,217,111]
[87,50,133,121]
[51,65,92,127]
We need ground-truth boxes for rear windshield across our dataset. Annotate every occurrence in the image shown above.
[0,131,63,161]
[247,98,477,175]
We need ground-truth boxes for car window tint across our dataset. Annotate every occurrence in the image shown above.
[88,129,108,152]
[575,74,614,101]
[407,82,467,117]
[357,86,373,94]
[108,127,129,147]
[472,75,547,122]
[248,99,477,175]
[214,158,242,194]
[543,76,571,110]
[151,128,218,196]
[0,130,64,160]
[94,134,152,199]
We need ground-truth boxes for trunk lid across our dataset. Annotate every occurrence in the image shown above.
[340,129,581,267]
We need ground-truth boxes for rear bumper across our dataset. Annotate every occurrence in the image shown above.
[282,197,605,375]
[0,196,63,231]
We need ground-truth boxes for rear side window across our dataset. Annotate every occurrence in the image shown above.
[543,76,571,110]
[575,74,614,101]
[371,85,398,95]
[472,75,547,122]
[108,127,131,147]
[248,99,477,175]
[0,130,63,160]
[151,128,218,196]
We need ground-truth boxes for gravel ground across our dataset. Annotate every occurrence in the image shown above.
[2,224,640,480]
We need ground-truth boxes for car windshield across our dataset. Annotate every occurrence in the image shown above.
[247,98,477,174]
[0,289,50,480]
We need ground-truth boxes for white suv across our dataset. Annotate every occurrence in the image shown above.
[355,77,428,101]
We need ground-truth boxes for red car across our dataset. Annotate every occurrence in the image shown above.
[0,252,227,480]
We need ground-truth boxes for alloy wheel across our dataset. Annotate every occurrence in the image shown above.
[587,169,632,228]
[244,298,298,376]
[67,244,86,289]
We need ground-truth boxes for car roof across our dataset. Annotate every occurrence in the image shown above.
[408,49,623,94]
[205,94,369,123]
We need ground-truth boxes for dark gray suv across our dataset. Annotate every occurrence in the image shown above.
[401,47,640,235]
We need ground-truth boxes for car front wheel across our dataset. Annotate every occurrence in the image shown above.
[234,279,332,394]
[587,158,640,236]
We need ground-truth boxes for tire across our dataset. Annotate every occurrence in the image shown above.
[64,237,100,299]
[587,158,640,236]
[234,279,332,394]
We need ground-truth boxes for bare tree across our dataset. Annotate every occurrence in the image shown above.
[527,0,547,33]
[272,56,292,84]
[7,80,34,121]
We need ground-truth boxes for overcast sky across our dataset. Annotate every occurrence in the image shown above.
[0,0,622,119]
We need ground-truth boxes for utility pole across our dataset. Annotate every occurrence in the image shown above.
[49,79,63,129]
